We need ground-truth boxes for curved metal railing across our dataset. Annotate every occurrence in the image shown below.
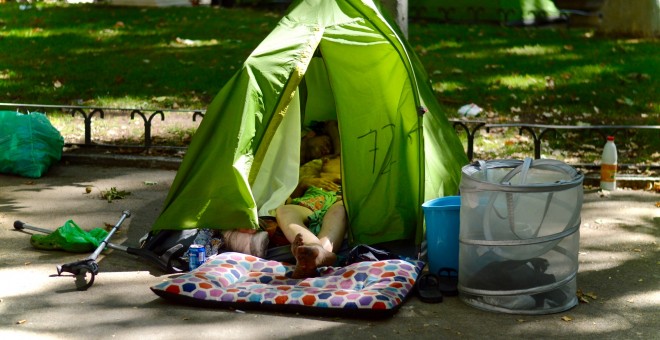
[2,103,658,167]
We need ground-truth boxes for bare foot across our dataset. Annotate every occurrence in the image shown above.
[291,234,337,279]
[291,233,304,258]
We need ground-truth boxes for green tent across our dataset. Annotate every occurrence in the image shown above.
[411,0,562,25]
[151,0,468,246]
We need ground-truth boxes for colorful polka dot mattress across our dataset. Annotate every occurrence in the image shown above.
[150,252,424,318]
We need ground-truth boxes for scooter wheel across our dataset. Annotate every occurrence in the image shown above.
[13,221,25,230]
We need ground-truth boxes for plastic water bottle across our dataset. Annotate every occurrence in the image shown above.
[600,136,617,191]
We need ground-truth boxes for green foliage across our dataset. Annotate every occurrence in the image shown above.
[100,187,131,202]
[409,23,658,165]
[0,3,280,108]
[0,3,657,164]
[410,25,659,124]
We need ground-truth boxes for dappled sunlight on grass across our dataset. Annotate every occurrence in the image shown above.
[164,37,229,48]
[422,39,464,51]
[432,81,467,93]
[1,4,657,164]
[92,95,160,109]
[500,44,561,56]
[48,109,201,147]
[498,74,543,90]
[559,64,610,82]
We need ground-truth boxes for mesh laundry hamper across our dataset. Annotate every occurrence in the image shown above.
[458,158,583,314]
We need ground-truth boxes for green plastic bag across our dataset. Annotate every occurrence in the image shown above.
[0,111,64,178]
[30,220,109,253]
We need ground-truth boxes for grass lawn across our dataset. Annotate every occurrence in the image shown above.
[0,3,658,165]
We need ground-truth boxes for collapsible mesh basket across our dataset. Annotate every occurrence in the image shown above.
[458,158,583,314]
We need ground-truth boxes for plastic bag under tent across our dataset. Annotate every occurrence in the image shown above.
[458,158,583,315]
[0,111,64,178]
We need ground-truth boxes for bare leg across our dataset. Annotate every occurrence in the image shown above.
[276,203,346,278]
[317,201,346,252]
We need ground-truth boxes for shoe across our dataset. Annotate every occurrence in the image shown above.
[416,273,443,303]
[437,267,459,297]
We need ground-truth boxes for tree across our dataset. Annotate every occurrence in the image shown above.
[380,0,408,38]
[599,0,660,37]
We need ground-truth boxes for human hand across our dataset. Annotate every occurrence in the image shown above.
[301,177,340,192]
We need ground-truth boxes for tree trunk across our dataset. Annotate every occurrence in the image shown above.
[380,0,408,38]
[599,0,660,37]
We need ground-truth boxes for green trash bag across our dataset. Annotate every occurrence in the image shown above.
[0,111,64,178]
[30,220,109,253]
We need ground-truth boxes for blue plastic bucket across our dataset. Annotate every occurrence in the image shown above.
[422,196,461,275]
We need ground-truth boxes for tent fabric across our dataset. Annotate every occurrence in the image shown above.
[152,0,468,246]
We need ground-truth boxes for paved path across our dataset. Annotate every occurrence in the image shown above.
[0,163,658,339]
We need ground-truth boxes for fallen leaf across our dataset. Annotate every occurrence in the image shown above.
[545,77,555,90]
[100,187,131,202]
[585,292,598,300]
[561,316,573,322]
[85,186,93,194]
[104,223,120,233]
[24,262,31,266]
[16,320,27,324]
[633,248,642,252]
[616,97,634,106]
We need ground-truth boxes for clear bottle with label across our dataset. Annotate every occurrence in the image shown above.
[600,136,617,191]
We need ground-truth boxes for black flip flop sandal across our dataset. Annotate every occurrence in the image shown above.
[437,267,459,297]
[416,273,443,303]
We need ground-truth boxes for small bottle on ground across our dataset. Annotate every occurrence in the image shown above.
[600,136,617,191]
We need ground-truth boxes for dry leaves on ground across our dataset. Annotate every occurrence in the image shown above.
[577,289,598,304]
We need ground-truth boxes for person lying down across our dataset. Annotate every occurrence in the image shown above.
[276,120,347,279]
